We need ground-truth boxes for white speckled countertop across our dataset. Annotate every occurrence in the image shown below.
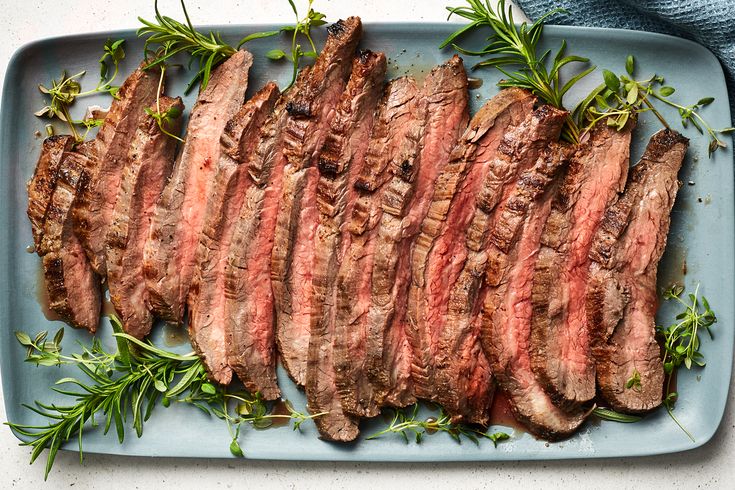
[0,1,732,488]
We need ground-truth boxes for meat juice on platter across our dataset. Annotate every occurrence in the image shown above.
[26,15,692,444]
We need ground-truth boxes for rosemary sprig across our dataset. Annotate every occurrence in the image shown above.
[6,316,321,479]
[138,0,327,93]
[574,55,734,156]
[657,284,716,441]
[367,403,510,446]
[442,0,594,143]
[34,39,125,142]
[592,408,642,424]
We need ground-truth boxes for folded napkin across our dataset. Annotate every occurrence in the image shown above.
[515,0,735,122]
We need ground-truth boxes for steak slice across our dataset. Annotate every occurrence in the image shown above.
[481,145,586,440]
[406,88,535,404]
[529,122,634,408]
[144,50,253,323]
[272,17,362,387]
[365,55,469,410]
[435,105,566,424]
[224,69,310,398]
[186,83,279,387]
[27,135,75,249]
[331,77,420,423]
[106,96,184,339]
[73,62,161,276]
[39,142,101,332]
[587,129,687,413]
[305,51,386,418]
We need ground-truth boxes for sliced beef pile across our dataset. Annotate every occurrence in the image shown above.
[330,76,419,426]
[308,51,387,419]
[187,83,279,388]
[73,62,161,276]
[106,96,184,339]
[224,69,311,400]
[434,105,566,425]
[272,17,363,388]
[35,142,101,332]
[406,88,535,416]
[144,50,253,323]
[481,142,587,440]
[529,122,634,408]
[27,135,75,249]
[587,129,687,413]
[364,55,469,410]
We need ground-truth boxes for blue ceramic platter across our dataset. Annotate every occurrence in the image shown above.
[0,23,732,461]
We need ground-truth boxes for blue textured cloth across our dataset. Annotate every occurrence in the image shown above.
[515,0,735,121]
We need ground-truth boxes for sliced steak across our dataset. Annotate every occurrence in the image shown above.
[39,142,101,332]
[331,77,420,422]
[186,83,279,387]
[144,50,253,323]
[27,135,75,249]
[587,129,687,413]
[73,62,161,276]
[273,17,363,388]
[435,105,566,424]
[305,51,386,418]
[481,145,586,440]
[529,122,634,408]
[406,88,535,404]
[225,70,311,398]
[365,55,469,410]
[106,96,184,339]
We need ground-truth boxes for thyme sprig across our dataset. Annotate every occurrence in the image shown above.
[6,316,321,479]
[367,403,510,446]
[657,284,717,441]
[34,39,125,142]
[263,0,327,89]
[442,0,594,143]
[144,61,184,142]
[574,55,734,156]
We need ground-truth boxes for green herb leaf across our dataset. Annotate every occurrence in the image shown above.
[266,49,287,60]
[229,439,245,457]
[592,408,642,423]
[659,86,675,97]
[602,69,620,92]
[625,55,635,76]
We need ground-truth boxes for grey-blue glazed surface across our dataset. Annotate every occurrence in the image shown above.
[0,23,732,461]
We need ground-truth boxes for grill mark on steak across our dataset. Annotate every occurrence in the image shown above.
[435,105,566,424]
[73,62,161,277]
[27,135,75,250]
[587,129,687,413]
[39,142,101,332]
[107,96,184,339]
[186,83,279,389]
[144,50,253,323]
[272,17,362,390]
[529,122,634,409]
[366,56,469,410]
[303,52,386,418]
[331,77,420,425]
[406,88,535,404]
[482,145,587,440]
[224,69,310,401]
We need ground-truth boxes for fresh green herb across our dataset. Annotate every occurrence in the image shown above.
[367,403,510,446]
[625,369,642,392]
[656,284,717,441]
[574,55,735,156]
[592,408,642,424]
[144,62,184,142]
[263,0,327,89]
[6,316,321,479]
[34,39,125,142]
[138,0,327,93]
[441,0,594,143]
